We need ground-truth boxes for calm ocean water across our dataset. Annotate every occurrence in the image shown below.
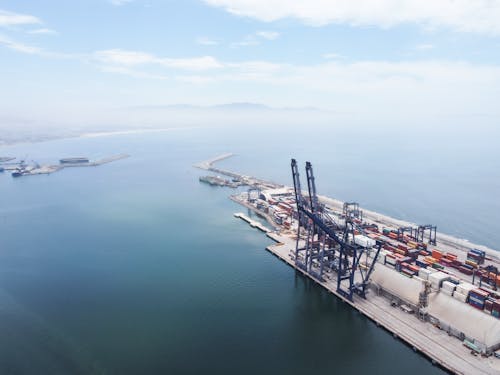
[1,123,496,374]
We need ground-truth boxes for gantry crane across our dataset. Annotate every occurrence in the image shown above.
[291,159,381,301]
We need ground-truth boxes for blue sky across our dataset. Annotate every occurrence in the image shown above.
[1,0,500,128]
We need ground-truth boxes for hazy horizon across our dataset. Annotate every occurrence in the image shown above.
[1,1,500,137]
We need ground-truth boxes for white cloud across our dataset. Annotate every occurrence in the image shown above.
[109,0,134,5]
[99,65,167,80]
[255,31,280,40]
[231,30,280,47]
[0,35,41,54]
[94,49,224,71]
[203,0,500,35]
[0,9,41,27]
[196,36,219,45]
[28,28,57,35]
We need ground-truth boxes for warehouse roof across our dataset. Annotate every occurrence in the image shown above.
[370,265,423,306]
[427,293,500,349]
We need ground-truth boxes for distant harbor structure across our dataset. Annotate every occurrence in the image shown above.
[60,157,89,164]
[2,154,129,178]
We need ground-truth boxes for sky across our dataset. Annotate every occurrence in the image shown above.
[1,0,500,129]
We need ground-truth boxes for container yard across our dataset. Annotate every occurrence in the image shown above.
[196,154,500,375]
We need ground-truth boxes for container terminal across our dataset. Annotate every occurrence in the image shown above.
[196,154,500,374]
[0,154,129,177]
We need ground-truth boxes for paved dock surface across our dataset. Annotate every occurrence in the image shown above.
[200,153,500,373]
[262,230,500,375]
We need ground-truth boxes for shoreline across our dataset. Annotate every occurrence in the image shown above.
[198,153,498,255]
[0,126,202,150]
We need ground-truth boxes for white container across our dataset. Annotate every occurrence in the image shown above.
[419,268,432,280]
[455,282,475,296]
[442,281,456,293]
[353,235,376,248]
[377,254,386,264]
[428,271,450,289]
[453,292,468,303]
[441,288,454,296]
[385,256,396,266]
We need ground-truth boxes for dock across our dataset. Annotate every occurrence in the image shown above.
[194,153,234,170]
[6,154,130,177]
[237,210,500,375]
[234,213,271,233]
[196,153,500,375]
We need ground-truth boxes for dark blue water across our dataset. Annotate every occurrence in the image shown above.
[2,123,495,374]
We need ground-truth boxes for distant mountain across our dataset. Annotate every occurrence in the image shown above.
[211,102,272,111]
[129,102,323,112]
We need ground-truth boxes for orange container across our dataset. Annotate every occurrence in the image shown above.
[432,250,443,260]
[445,253,457,260]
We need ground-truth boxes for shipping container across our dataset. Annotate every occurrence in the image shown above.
[419,268,432,280]
[388,233,398,239]
[458,266,473,275]
[453,292,468,303]
[465,259,478,268]
[432,249,443,260]
[432,263,444,270]
[470,249,486,257]
[429,271,449,289]
[416,260,427,268]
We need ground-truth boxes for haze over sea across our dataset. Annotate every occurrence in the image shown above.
[0,122,498,374]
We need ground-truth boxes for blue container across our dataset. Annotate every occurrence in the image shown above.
[469,299,485,309]
[470,249,485,257]
[416,260,427,268]
[469,294,486,304]
[463,264,473,270]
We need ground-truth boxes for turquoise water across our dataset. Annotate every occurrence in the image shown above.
[2,123,495,374]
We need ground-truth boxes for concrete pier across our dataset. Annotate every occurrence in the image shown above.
[236,215,500,375]
[196,153,500,374]
[234,212,271,233]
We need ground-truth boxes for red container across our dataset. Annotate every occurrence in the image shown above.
[485,299,495,313]
[472,289,490,298]
[458,266,473,275]
[432,249,443,260]
[408,265,420,273]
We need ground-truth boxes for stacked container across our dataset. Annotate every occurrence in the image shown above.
[468,289,489,310]
[485,297,496,314]
[385,253,396,267]
[429,271,450,290]
[453,282,475,303]
[419,268,433,280]
[432,249,443,261]
[467,249,485,266]
[441,281,456,296]
[458,264,474,275]
[377,249,390,264]
[353,235,376,248]
[492,301,500,318]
